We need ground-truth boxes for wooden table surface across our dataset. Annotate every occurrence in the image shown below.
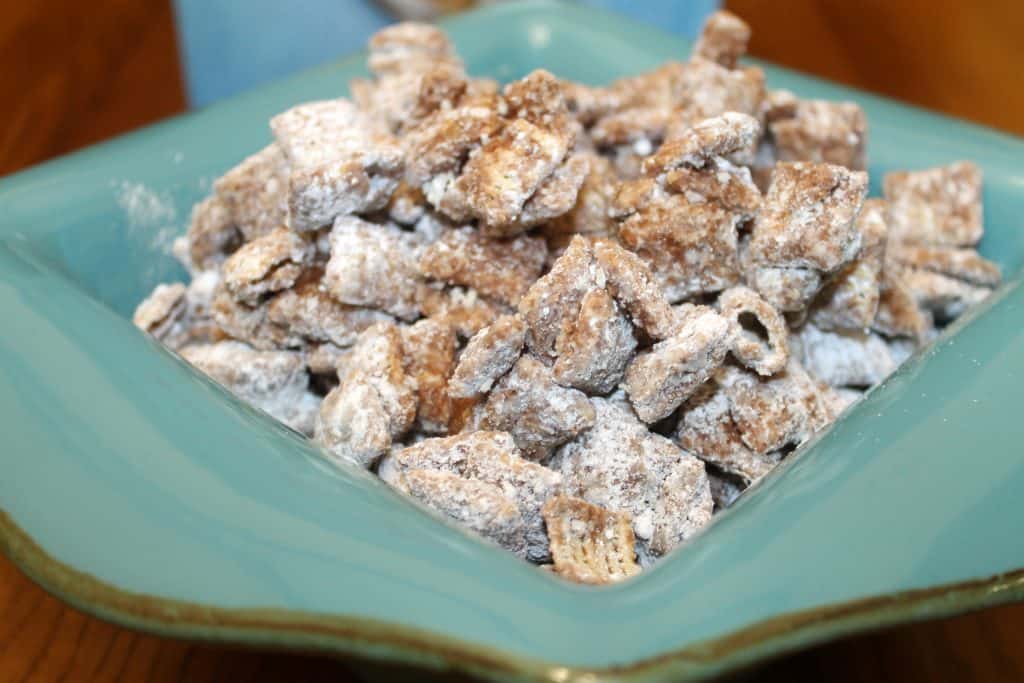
[2,1,1023,680]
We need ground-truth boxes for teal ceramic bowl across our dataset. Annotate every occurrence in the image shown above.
[2,2,1023,681]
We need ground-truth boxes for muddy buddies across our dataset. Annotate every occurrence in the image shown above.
[136,12,1000,584]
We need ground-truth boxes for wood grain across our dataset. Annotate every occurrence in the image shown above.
[2,0,1023,681]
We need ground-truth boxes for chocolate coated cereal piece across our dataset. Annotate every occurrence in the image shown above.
[795,323,896,388]
[271,99,404,231]
[468,355,595,461]
[403,468,527,556]
[692,10,751,69]
[134,283,188,348]
[315,323,416,467]
[811,198,887,330]
[418,285,505,339]
[401,318,458,434]
[552,398,713,558]
[448,315,526,399]
[182,195,241,272]
[390,431,562,561]
[872,267,934,340]
[323,216,424,321]
[542,495,640,584]
[213,143,290,241]
[887,244,1000,288]
[770,100,867,170]
[552,288,637,394]
[180,340,319,435]
[419,226,547,307]
[642,112,760,176]
[884,162,983,247]
[623,305,732,423]
[222,227,314,306]
[717,286,789,376]
[675,382,779,484]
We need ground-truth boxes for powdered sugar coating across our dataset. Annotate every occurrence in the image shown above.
[623,305,732,423]
[323,216,424,320]
[552,398,713,558]
[270,99,404,231]
[182,195,241,272]
[770,100,867,170]
[419,226,547,306]
[795,324,896,388]
[448,314,526,399]
[643,112,760,176]
[180,341,318,435]
[221,227,313,306]
[884,162,983,247]
[467,354,595,461]
[403,469,527,556]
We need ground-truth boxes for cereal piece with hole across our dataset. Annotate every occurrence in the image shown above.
[542,495,640,584]
[812,198,887,331]
[717,360,832,455]
[419,226,547,307]
[448,315,526,399]
[770,100,867,170]
[623,304,732,423]
[388,431,562,562]
[795,324,896,388]
[692,10,751,69]
[884,162,983,247]
[675,382,780,484]
[213,143,290,241]
[402,469,526,556]
[271,99,404,231]
[180,340,319,435]
[401,318,457,434]
[315,323,416,467]
[552,398,713,559]
[467,355,595,461]
[717,286,789,376]
[221,228,314,306]
[323,216,425,320]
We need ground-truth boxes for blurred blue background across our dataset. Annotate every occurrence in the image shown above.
[173,0,719,106]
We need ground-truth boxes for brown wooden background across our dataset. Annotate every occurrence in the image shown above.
[2,1,1023,680]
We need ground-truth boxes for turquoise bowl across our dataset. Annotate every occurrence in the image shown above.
[2,2,1023,680]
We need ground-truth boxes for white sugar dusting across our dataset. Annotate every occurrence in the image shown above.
[115,181,180,255]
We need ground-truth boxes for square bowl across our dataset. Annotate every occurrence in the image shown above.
[2,2,1024,680]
